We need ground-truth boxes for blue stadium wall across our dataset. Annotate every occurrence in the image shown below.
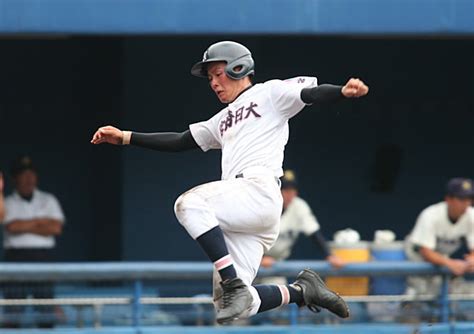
[0,36,473,261]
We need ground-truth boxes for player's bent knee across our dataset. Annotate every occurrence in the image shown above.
[173,193,189,225]
[174,191,205,224]
[174,190,220,239]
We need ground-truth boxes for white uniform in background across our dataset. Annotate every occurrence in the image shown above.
[175,76,318,316]
[405,202,474,296]
[266,196,320,261]
[3,190,65,249]
[406,202,474,261]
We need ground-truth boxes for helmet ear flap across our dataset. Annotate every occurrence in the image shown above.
[225,56,255,80]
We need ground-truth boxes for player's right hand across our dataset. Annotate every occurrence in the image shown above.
[327,255,346,269]
[0,172,4,193]
[91,125,123,145]
[341,78,369,98]
[260,255,276,268]
[446,259,468,276]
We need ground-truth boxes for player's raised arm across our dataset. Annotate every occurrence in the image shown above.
[300,78,369,104]
[90,125,199,152]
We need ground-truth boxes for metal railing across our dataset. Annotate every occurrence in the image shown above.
[0,261,472,327]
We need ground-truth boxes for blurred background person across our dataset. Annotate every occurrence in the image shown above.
[403,178,474,320]
[1,156,65,328]
[405,177,474,276]
[261,170,346,273]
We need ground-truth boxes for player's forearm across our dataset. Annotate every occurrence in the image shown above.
[310,230,331,258]
[0,195,5,222]
[419,247,450,267]
[126,130,199,152]
[30,219,63,236]
[5,219,39,233]
[5,219,62,235]
[300,84,344,104]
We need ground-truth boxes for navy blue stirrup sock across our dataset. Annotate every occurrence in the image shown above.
[254,284,303,313]
[288,285,304,304]
[254,285,282,313]
[196,226,237,281]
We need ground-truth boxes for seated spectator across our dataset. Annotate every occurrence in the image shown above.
[261,170,345,271]
[1,156,65,328]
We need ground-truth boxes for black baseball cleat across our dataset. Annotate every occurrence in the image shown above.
[216,277,253,324]
[293,269,350,318]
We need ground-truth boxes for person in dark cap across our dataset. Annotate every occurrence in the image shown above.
[1,156,65,328]
[260,170,345,270]
[406,177,474,276]
[403,178,474,320]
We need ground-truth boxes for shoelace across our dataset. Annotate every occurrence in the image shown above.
[221,285,237,309]
[308,304,322,313]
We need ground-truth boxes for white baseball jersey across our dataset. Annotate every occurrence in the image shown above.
[266,196,320,261]
[3,189,65,249]
[406,202,474,258]
[190,76,318,180]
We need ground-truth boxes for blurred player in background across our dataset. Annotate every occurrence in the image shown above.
[92,41,368,323]
[404,177,474,314]
[406,178,474,276]
[1,156,65,328]
[261,170,345,273]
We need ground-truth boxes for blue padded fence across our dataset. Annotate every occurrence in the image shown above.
[0,0,473,35]
[1,324,474,334]
[0,261,474,334]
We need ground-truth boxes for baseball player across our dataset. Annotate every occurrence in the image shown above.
[405,178,474,277]
[91,41,368,324]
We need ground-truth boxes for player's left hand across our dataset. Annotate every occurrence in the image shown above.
[341,78,369,98]
[327,255,346,269]
[0,172,4,193]
[464,253,474,272]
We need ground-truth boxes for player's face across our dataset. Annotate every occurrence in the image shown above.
[14,169,38,197]
[445,196,472,221]
[207,62,247,103]
[281,188,298,209]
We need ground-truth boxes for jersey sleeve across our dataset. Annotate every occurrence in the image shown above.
[467,208,474,250]
[45,194,65,223]
[409,209,436,250]
[268,76,318,119]
[189,112,222,152]
[3,197,18,224]
[295,198,321,236]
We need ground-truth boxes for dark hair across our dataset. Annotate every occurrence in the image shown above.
[10,156,36,177]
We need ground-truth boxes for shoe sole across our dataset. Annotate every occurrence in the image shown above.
[216,315,239,325]
[216,307,248,325]
[216,294,253,325]
[299,269,350,318]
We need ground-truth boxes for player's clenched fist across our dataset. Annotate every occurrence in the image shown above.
[341,78,369,98]
[91,125,124,145]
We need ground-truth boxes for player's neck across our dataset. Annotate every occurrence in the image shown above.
[230,83,253,103]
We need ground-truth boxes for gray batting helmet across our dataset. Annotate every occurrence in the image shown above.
[191,41,255,80]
